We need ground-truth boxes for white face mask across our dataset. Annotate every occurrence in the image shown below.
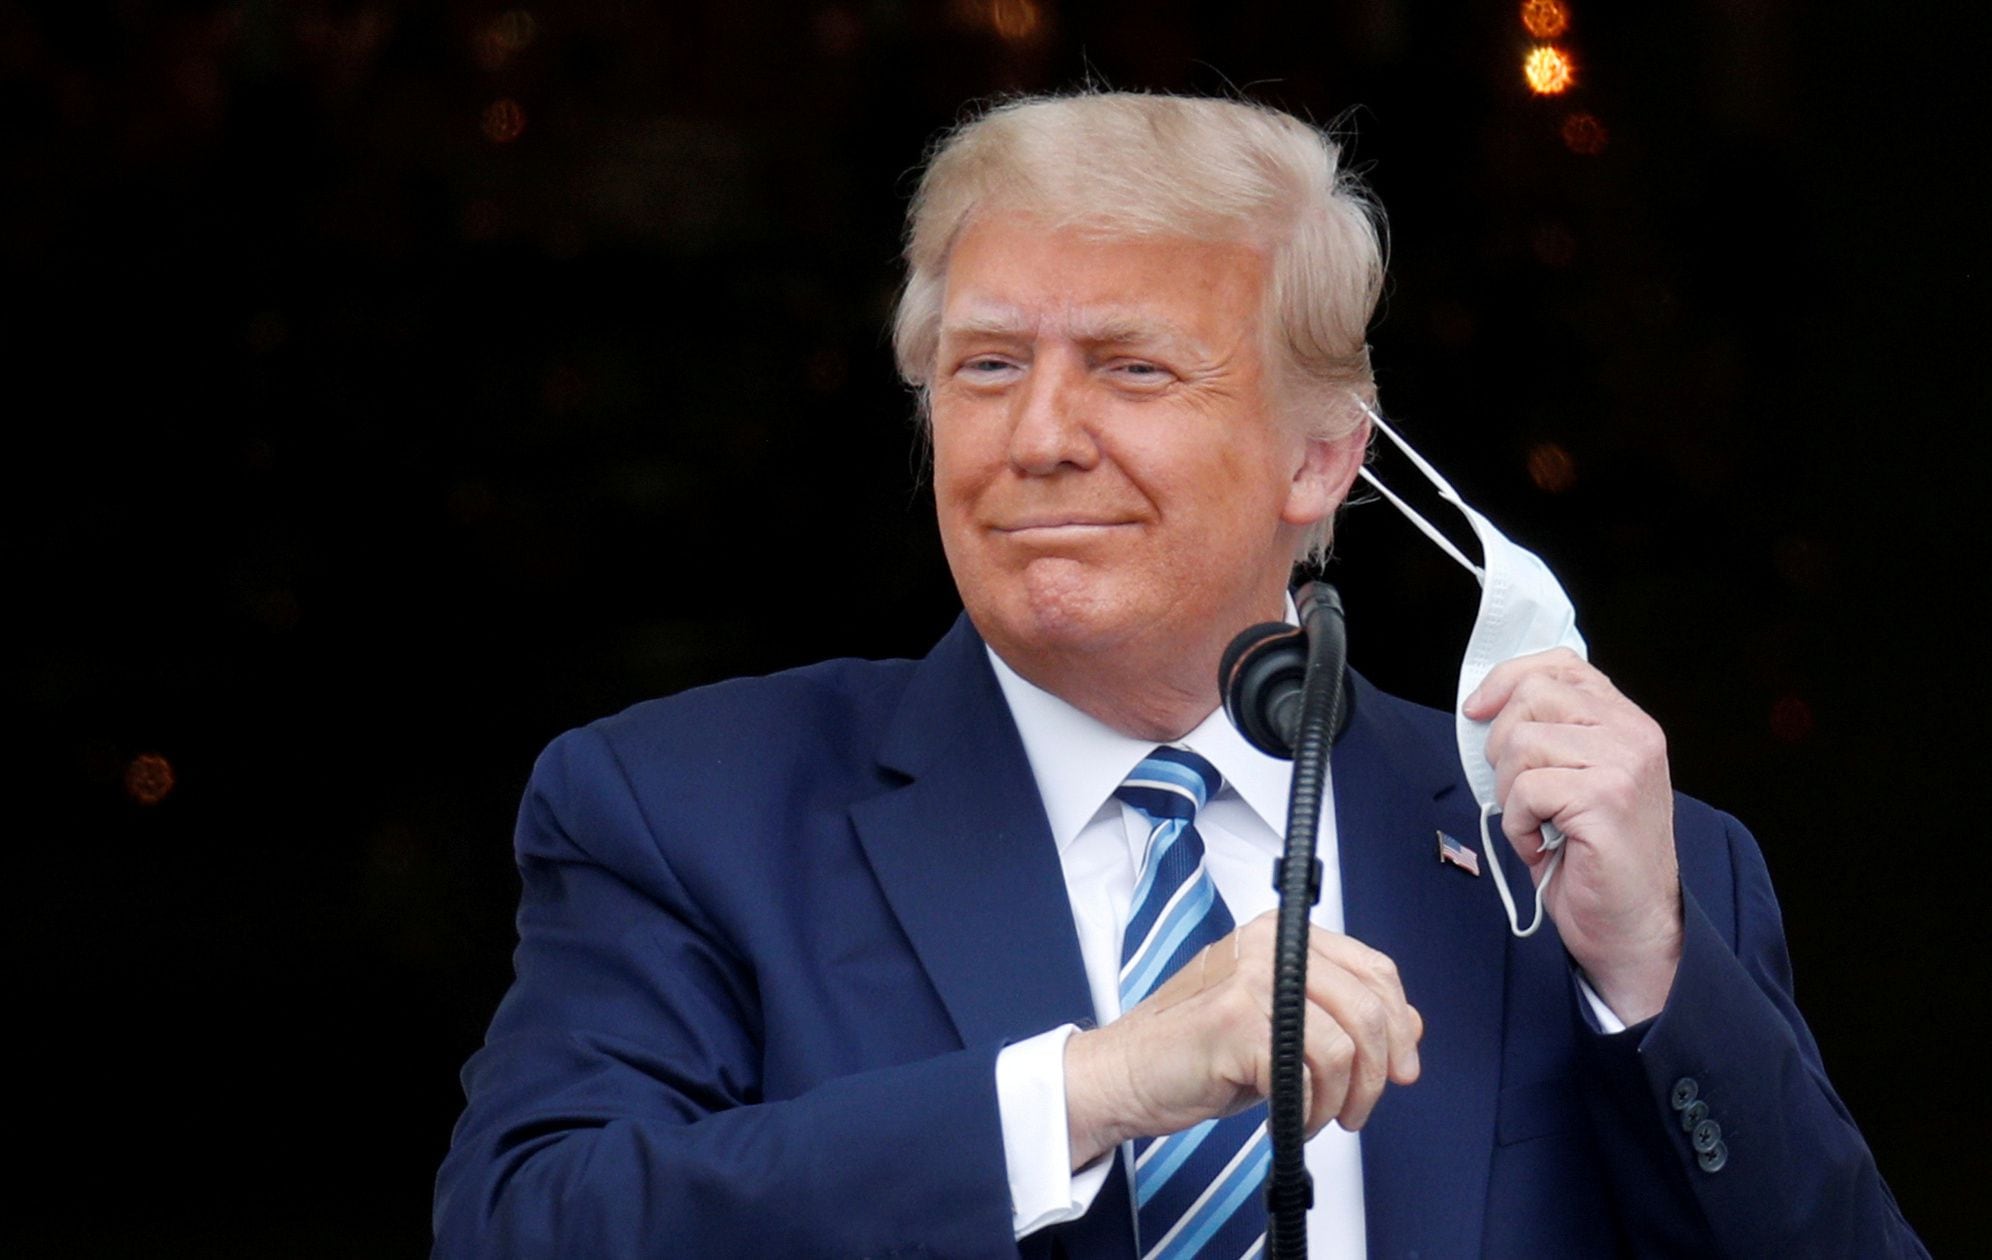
[1354,401,1587,938]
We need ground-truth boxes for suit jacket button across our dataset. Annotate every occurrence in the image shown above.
[1670,1077,1699,1110]
[1697,1139,1729,1173]
[1692,1118,1723,1154]
[1679,1099,1709,1132]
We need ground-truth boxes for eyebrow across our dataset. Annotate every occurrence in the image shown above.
[939,302,1204,355]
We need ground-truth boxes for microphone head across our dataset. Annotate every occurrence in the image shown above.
[1220,621,1308,760]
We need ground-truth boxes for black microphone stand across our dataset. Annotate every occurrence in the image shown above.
[1218,582,1351,1260]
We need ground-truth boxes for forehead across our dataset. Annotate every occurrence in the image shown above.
[937,213,1269,346]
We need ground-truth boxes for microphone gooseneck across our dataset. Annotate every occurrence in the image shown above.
[1218,581,1350,1260]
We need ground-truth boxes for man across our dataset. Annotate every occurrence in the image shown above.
[435,93,1924,1258]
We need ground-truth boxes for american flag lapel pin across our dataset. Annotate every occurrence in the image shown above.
[1437,830,1482,876]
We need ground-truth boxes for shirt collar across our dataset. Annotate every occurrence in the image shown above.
[988,648,1153,851]
[984,595,1299,851]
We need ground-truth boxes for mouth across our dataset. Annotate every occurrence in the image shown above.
[993,519,1136,537]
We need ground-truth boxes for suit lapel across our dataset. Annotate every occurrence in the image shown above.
[1335,673,1509,1260]
[852,617,1139,1258]
[849,615,1100,1053]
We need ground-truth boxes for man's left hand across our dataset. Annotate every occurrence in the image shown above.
[1464,648,1682,1024]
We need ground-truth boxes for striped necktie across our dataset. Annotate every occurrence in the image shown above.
[1117,747,1271,1260]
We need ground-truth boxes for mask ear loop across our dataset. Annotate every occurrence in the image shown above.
[1352,400,1485,581]
[1480,800,1564,937]
[1355,469,1484,580]
[1358,399,1467,506]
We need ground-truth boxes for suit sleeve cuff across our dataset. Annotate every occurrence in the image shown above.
[996,1024,1112,1237]
[1574,968,1630,1034]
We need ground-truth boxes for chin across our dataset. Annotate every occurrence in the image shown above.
[984,559,1143,658]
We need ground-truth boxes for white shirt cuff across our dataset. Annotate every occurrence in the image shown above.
[995,1024,1113,1237]
[1575,970,1629,1034]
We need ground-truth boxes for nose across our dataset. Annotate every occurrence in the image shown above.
[1007,350,1100,476]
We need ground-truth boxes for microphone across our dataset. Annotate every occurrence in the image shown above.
[1218,581,1352,1260]
[1220,584,1351,760]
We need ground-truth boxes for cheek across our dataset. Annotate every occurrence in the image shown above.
[930,396,994,470]
[928,421,976,508]
[1157,448,1297,567]
[929,426,1000,573]
[1138,438,1271,520]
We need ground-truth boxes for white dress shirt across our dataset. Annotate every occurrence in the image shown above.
[986,648,1368,1260]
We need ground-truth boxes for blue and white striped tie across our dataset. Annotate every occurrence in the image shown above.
[1117,747,1270,1260]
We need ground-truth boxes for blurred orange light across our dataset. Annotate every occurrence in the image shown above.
[1520,0,1570,40]
[990,0,1043,41]
[1560,111,1609,155]
[473,34,508,71]
[481,97,526,143]
[473,10,537,71]
[495,10,538,50]
[1524,45,1576,95]
[125,753,175,805]
[1526,442,1578,493]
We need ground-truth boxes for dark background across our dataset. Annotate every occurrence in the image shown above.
[6,1,1985,1254]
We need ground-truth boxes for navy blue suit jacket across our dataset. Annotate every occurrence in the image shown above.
[435,614,1924,1258]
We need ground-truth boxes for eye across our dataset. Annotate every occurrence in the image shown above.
[955,353,1020,374]
[951,354,1023,389]
[1107,358,1174,386]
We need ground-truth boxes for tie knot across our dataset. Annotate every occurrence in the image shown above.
[1115,746,1223,823]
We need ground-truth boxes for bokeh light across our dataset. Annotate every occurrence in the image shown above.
[481,97,527,144]
[1524,46,1576,95]
[124,753,175,805]
[1526,442,1578,493]
[960,0,1043,42]
[1520,0,1571,40]
[474,10,539,72]
[987,0,1044,42]
[1561,111,1610,155]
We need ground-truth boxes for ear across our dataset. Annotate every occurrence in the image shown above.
[1280,416,1370,529]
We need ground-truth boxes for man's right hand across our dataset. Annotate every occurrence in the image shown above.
[1062,911,1422,1171]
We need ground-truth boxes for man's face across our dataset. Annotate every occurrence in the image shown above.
[929,212,1361,720]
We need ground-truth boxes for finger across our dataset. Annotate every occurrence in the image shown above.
[1236,908,1280,951]
[1229,928,1422,1090]
[1486,720,1616,804]
[1500,765,1598,863]
[1481,676,1599,765]
[1301,953,1398,1080]
[1481,672,1612,752]
[1223,910,1323,993]
[1300,966,1390,1129]
[1462,647,1587,719]
[1225,928,1413,1077]
[1300,1005,1356,1135]
[1307,932,1422,1084]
